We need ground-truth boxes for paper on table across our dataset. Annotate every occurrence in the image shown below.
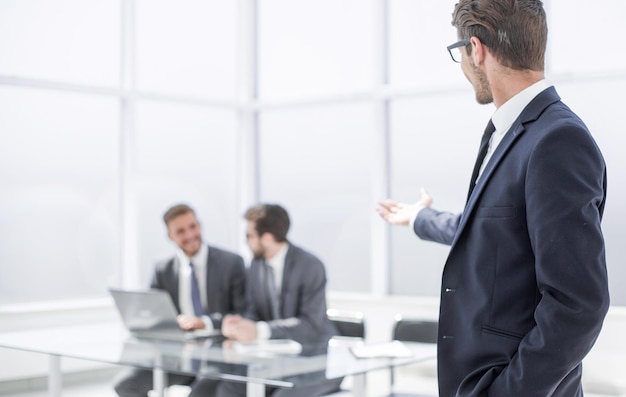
[350,340,414,359]
[232,339,303,355]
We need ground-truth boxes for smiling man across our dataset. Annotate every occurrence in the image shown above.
[113,203,246,397]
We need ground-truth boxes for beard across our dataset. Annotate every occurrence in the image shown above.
[470,60,493,105]
[252,247,265,260]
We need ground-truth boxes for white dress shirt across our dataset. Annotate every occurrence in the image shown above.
[410,79,552,226]
[177,244,214,331]
[256,243,289,341]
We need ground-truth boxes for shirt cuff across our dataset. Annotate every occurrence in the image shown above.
[256,321,271,341]
[201,315,214,332]
[409,203,426,231]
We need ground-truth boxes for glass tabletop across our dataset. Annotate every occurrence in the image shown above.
[0,322,437,389]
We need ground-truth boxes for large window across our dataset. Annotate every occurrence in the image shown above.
[1,0,626,306]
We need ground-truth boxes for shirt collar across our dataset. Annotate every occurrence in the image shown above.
[177,243,208,268]
[491,79,551,134]
[267,243,288,272]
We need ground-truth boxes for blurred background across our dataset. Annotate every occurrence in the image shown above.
[2,0,626,395]
[0,0,624,309]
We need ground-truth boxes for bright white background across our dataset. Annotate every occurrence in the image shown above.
[1,0,625,307]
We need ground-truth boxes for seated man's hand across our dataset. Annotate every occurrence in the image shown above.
[177,314,205,331]
[221,314,258,342]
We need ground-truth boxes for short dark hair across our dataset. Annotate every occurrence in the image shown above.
[244,204,290,243]
[452,0,547,71]
[163,204,195,227]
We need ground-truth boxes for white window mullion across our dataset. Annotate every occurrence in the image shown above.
[120,0,139,288]
[371,0,391,295]
[236,0,259,261]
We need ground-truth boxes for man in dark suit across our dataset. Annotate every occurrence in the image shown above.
[216,203,341,397]
[113,203,246,397]
[378,1,609,396]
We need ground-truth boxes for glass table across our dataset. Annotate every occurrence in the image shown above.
[0,322,437,397]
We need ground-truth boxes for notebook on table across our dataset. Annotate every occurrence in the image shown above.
[108,288,221,342]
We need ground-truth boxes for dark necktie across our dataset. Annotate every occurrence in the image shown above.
[189,262,203,317]
[467,119,496,201]
[264,262,279,320]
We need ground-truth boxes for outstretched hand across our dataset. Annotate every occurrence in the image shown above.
[377,188,432,226]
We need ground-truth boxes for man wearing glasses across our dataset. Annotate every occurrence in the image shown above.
[378,1,609,396]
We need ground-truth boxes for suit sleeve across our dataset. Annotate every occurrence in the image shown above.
[269,256,331,343]
[227,255,246,315]
[487,123,609,396]
[207,251,246,329]
[413,207,461,246]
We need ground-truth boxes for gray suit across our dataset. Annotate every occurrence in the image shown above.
[151,245,246,329]
[113,245,246,397]
[215,243,342,397]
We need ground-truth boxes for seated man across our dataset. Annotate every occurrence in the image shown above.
[217,203,342,397]
[113,203,246,397]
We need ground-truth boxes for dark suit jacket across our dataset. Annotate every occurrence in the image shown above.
[150,245,246,329]
[414,87,609,397]
[243,243,336,343]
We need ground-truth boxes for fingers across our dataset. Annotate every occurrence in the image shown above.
[419,188,433,207]
[177,314,201,330]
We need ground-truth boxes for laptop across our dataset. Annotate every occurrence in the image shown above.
[109,288,221,342]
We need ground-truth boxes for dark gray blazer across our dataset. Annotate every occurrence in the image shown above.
[414,86,609,397]
[150,245,246,329]
[244,243,336,343]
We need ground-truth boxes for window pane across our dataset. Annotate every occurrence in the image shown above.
[548,0,626,74]
[136,0,238,100]
[389,91,492,296]
[389,0,464,89]
[259,103,376,292]
[258,0,376,100]
[134,102,239,286]
[0,0,120,86]
[0,87,120,304]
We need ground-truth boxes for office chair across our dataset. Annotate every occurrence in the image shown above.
[385,315,439,397]
[322,309,366,396]
[327,308,366,341]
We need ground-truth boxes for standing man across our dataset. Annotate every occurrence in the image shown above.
[378,1,609,396]
[113,203,246,397]
[216,203,341,397]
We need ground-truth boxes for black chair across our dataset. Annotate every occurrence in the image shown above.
[327,308,366,340]
[386,315,438,397]
[322,309,366,396]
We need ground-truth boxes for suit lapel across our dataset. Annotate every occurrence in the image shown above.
[254,258,274,320]
[279,244,294,317]
[450,87,561,248]
[204,246,214,311]
[171,256,182,311]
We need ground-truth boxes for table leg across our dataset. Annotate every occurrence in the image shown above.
[48,355,61,397]
[152,368,166,397]
[352,373,366,396]
[247,382,266,397]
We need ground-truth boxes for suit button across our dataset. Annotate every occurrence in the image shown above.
[445,288,456,293]
[442,335,455,340]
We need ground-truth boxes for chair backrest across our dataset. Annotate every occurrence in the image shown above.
[327,308,365,339]
[392,317,438,344]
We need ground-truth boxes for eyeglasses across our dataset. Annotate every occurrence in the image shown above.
[447,39,470,63]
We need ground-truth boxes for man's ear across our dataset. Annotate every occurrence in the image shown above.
[470,36,486,66]
[260,232,274,246]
